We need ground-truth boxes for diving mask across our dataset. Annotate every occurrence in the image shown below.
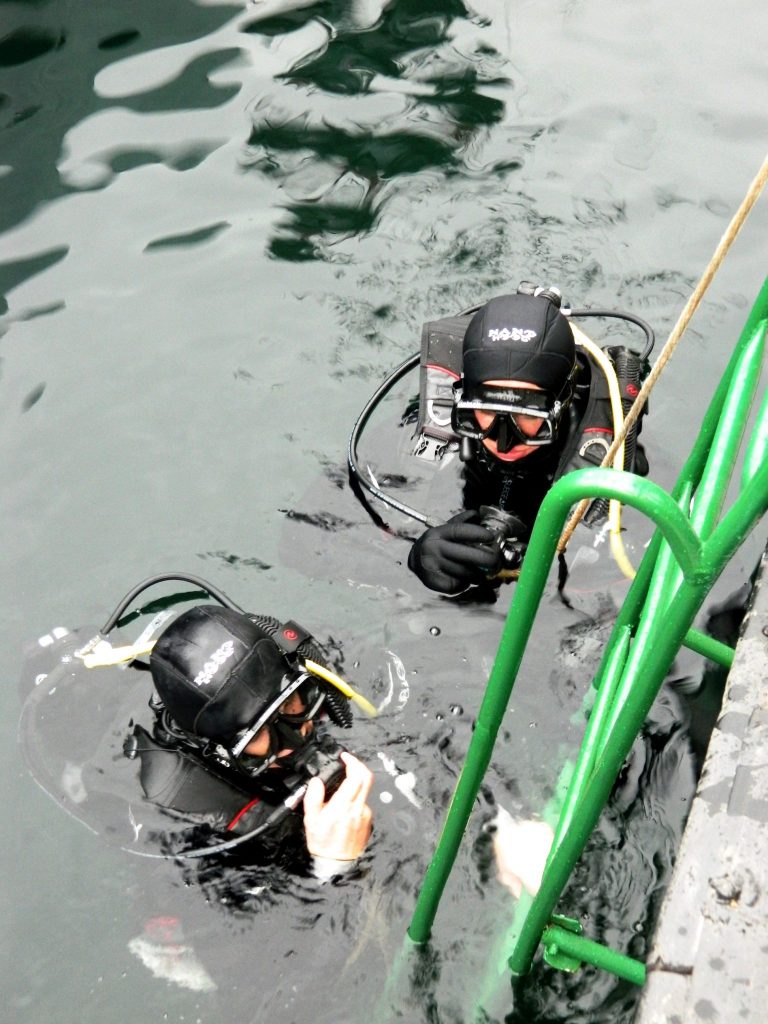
[230,670,325,760]
[451,380,572,452]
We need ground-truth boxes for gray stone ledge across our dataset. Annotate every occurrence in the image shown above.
[634,549,768,1023]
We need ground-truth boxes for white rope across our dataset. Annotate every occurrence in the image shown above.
[558,152,768,553]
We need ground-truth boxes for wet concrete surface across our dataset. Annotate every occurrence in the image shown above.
[635,549,768,1022]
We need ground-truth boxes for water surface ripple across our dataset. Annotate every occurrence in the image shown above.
[1,2,767,1023]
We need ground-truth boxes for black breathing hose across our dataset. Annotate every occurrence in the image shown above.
[101,572,244,634]
[582,344,647,526]
[120,796,299,861]
[612,346,644,471]
[347,351,438,527]
[170,799,299,859]
[569,308,655,360]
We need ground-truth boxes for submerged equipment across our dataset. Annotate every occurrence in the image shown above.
[348,282,653,531]
[19,573,373,860]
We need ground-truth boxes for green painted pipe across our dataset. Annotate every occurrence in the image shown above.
[512,431,768,976]
[688,321,767,539]
[704,451,768,576]
[658,279,768,525]
[509,573,717,975]
[742,384,768,490]
[586,485,694,770]
[742,330,768,490]
[541,925,646,985]
[550,627,631,859]
[408,470,701,944]
[598,325,766,755]
[503,286,768,982]
[682,626,735,668]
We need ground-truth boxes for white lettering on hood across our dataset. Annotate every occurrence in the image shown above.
[488,327,537,343]
[194,639,236,687]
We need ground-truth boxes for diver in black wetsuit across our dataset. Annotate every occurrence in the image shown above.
[408,286,648,595]
[133,603,373,876]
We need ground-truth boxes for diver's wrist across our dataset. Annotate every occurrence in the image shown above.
[310,854,358,881]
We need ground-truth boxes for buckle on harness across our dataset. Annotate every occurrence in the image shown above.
[578,435,611,465]
[413,435,451,463]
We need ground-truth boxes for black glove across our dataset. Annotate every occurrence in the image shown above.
[408,510,504,595]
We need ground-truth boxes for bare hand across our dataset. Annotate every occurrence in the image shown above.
[492,810,553,899]
[302,752,373,861]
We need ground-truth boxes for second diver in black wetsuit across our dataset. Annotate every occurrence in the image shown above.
[408,285,648,595]
[131,603,374,877]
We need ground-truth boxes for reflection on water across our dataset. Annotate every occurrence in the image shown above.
[0,245,67,318]
[0,28,66,69]
[2,0,767,1022]
[242,0,510,259]
[0,1,241,236]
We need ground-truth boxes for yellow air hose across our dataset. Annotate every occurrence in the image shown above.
[303,659,378,717]
[571,325,636,580]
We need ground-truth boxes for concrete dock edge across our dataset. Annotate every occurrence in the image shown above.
[634,550,768,1023]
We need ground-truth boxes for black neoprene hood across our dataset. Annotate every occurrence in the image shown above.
[149,605,288,747]
[462,293,576,393]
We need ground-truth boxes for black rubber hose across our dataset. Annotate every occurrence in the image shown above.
[347,351,440,527]
[122,802,299,860]
[583,497,610,527]
[175,799,297,859]
[101,573,243,634]
[570,309,655,361]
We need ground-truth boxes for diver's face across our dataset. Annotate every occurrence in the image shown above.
[475,379,545,463]
[243,691,313,758]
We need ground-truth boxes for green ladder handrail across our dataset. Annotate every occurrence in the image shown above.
[405,276,768,995]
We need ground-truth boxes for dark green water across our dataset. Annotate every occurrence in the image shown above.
[2,2,767,1022]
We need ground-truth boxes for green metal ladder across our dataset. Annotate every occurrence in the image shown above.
[406,277,768,988]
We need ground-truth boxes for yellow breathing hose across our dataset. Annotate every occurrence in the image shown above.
[571,326,636,580]
[302,659,378,717]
